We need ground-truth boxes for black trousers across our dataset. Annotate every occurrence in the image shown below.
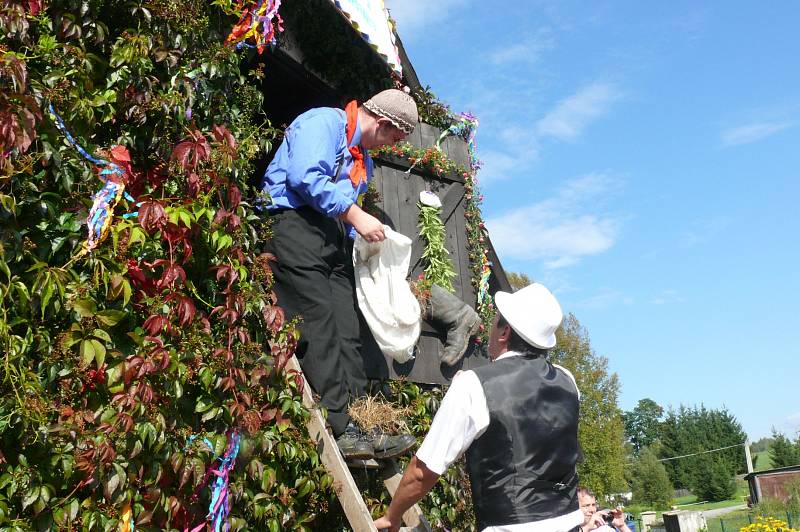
[265,207,367,437]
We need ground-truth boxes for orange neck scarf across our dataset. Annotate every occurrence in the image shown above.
[345,100,367,188]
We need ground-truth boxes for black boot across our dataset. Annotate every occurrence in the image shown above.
[336,422,374,460]
[426,284,481,366]
[370,429,416,460]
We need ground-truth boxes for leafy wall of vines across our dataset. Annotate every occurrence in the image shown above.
[0,1,337,530]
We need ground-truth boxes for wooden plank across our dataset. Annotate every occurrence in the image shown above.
[382,461,432,531]
[418,123,439,150]
[450,193,468,305]
[285,356,379,532]
[393,167,422,245]
[380,163,400,232]
[441,135,470,168]
[406,120,423,149]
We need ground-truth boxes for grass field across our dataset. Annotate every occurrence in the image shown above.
[670,481,749,512]
[627,480,749,521]
[753,450,773,472]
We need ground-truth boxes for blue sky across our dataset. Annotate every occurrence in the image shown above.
[384,0,800,440]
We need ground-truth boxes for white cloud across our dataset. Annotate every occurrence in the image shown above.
[575,288,634,310]
[486,173,621,268]
[721,121,793,146]
[650,289,684,305]
[535,83,621,141]
[681,216,731,247]
[478,136,539,186]
[487,29,554,66]
[385,0,469,37]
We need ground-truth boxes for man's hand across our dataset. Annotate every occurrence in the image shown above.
[340,204,385,242]
[582,510,610,531]
[611,507,625,528]
[373,515,399,532]
[611,507,632,532]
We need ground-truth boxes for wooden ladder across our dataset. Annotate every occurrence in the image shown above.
[286,356,432,532]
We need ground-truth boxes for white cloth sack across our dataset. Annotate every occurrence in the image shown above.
[353,226,421,363]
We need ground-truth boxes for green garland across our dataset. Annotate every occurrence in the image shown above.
[417,200,456,293]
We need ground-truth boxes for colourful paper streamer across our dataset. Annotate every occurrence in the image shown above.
[48,103,139,252]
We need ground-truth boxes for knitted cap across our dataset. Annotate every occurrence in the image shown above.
[363,88,418,135]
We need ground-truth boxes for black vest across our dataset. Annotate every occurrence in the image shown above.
[465,355,580,530]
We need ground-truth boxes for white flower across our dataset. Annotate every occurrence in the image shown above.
[419,191,442,209]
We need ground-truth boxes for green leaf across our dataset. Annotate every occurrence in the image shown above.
[80,339,97,367]
[178,210,192,228]
[96,309,126,326]
[122,281,132,307]
[80,339,106,368]
[129,226,146,246]
[201,407,221,422]
[21,486,39,510]
[92,329,112,343]
[73,299,97,318]
[194,396,214,413]
[103,471,119,500]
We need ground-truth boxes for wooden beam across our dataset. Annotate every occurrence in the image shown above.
[286,356,378,532]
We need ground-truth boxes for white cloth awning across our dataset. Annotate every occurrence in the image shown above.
[329,0,403,77]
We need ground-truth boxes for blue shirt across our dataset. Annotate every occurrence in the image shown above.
[260,107,374,220]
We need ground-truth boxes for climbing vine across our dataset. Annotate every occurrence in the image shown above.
[0,2,336,530]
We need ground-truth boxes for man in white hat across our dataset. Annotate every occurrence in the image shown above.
[261,89,419,461]
[374,283,584,532]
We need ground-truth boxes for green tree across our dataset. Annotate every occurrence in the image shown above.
[624,398,665,454]
[506,271,533,292]
[550,313,627,499]
[630,447,673,508]
[769,429,800,468]
[691,455,736,501]
[659,405,747,493]
[751,436,776,453]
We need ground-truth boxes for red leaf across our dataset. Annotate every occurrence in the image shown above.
[138,200,167,234]
[175,295,196,327]
[213,207,229,226]
[143,315,169,336]
[110,145,131,163]
[261,305,284,333]
[227,186,241,210]
[25,1,42,15]
[212,124,236,149]
[170,129,210,171]
[157,262,186,290]
[226,214,241,232]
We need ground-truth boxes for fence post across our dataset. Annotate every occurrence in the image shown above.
[748,513,752,524]
[720,518,726,532]
[788,511,793,528]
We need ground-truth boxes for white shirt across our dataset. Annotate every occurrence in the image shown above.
[416,351,582,532]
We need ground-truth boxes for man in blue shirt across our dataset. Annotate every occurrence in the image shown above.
[261,89,419,460]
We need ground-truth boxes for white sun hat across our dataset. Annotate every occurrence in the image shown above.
[494,283,563,349]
